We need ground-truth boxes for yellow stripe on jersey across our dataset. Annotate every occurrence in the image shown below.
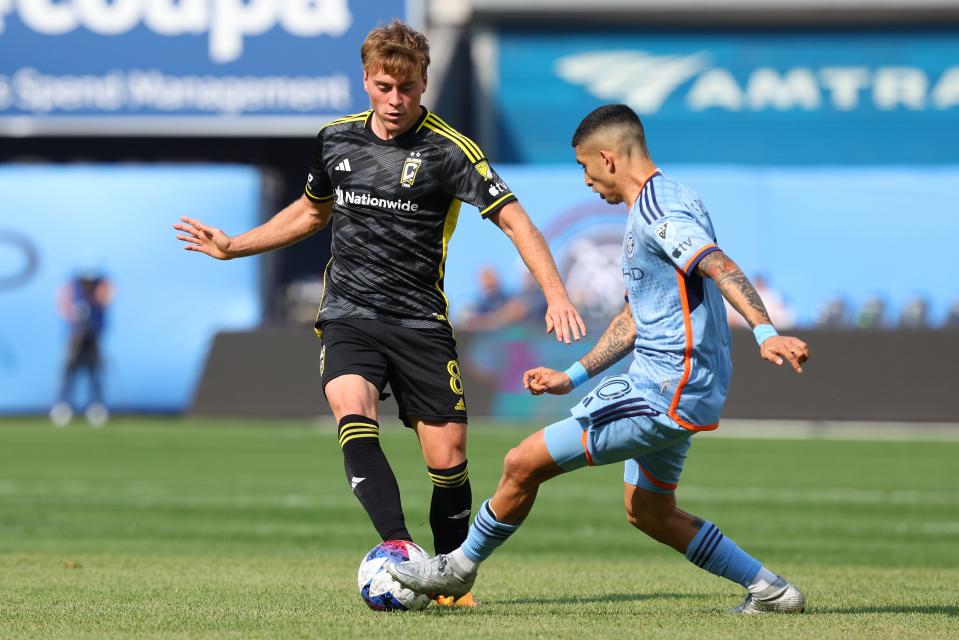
[478,192,515,217]
[305,187,334,202]
[314,256,335,338]
[434,199,462,323]
[422,116,482,164]
[425,113,484,159]
[320,109,372,130]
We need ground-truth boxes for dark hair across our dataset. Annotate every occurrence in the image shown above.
[571,104,646,151]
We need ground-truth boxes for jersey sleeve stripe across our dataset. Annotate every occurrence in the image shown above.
[478,192,516,217]
[320,110,372,130]
[422,121,479,163]
[647,178,666,219]
[637,193,652,224]
[425,113,484,159]
[683,244,719,275]
[305,187,334,202]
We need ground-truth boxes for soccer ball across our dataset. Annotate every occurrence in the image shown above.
[357,540,431,611]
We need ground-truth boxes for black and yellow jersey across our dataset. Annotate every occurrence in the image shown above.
[304,107,517,330]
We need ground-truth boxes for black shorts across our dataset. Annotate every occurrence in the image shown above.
[320,318,468,427]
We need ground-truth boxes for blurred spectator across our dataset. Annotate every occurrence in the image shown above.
[946,299,959,328]
[899,296,930,329]
[458,267,513,331]
[727,273,795,329]
[856,295,887,329]
[50,266,114,427]
[816,296,851,328]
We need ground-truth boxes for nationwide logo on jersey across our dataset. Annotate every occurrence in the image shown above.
[473,160,492,180]
[400,152,422,188]
[334,186,420,212]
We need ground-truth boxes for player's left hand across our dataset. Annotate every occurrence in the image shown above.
[544,298,587,344]
[760,335,810,373]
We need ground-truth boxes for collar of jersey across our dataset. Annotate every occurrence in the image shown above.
[362,107,429,146]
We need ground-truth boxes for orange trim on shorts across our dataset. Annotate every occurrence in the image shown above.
[669,269,719,432]
[581,429,593,466]
[638,462,678,491]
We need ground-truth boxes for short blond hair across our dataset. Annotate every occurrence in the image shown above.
[361,19,430,79]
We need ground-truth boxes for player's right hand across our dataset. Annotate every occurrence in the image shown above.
[523,367,574,396]
[760,335,810,373]
[173,216,233,260]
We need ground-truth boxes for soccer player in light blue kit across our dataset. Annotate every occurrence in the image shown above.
[390,104,811,613]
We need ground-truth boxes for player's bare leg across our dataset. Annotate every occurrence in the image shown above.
[325,375,412,542]
[625,485,805,614]
[488,429,565,523]
[389,428,564,596]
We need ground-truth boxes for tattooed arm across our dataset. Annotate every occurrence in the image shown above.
[524,303,636,395]
[697,250,810,373]
[696,250,771,328]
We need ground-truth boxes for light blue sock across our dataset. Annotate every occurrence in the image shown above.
[685,521,762,587]
[461,499,520,562]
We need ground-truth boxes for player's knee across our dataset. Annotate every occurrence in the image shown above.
[502,446,538,487]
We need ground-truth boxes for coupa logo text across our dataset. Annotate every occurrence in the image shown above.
[0,0,352,64]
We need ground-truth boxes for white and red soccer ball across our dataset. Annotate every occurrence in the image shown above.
[357,540,431,611]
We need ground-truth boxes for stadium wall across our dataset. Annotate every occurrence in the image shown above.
[190,327,959,422]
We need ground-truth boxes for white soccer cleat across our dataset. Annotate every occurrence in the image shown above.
[732,576,805,614]
[387,553,477,598]
[49,402,73,428]
[85,403,109,428]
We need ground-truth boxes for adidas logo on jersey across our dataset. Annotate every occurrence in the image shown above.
[334,158,352,172]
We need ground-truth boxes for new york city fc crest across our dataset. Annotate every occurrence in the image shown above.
[625,231,635,258]
[400,152,422,188]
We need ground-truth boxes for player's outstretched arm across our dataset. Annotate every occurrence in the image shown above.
[697,250,809,373]
[174,196,332,260]
[524,303,636,395]
[488,201,587,344]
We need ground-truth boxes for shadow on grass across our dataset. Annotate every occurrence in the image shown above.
[816,605,959,616]
[500,592,691,606]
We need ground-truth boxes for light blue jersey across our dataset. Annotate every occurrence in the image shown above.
[621,170,732,430]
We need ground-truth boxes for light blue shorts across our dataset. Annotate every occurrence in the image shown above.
[543,375,693,494]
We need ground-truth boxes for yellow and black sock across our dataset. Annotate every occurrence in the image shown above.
[338,414,411,542]
[427,460,471,554]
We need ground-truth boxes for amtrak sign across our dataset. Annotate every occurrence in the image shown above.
[0,0,406,135]
[496,31,959,164]
[556,51,959,114]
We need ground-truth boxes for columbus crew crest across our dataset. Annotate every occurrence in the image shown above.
[400,152,422,188]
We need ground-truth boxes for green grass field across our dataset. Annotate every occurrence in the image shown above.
[1,419,957,639]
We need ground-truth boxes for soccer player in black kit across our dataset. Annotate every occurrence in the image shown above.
[174,20,586,606]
